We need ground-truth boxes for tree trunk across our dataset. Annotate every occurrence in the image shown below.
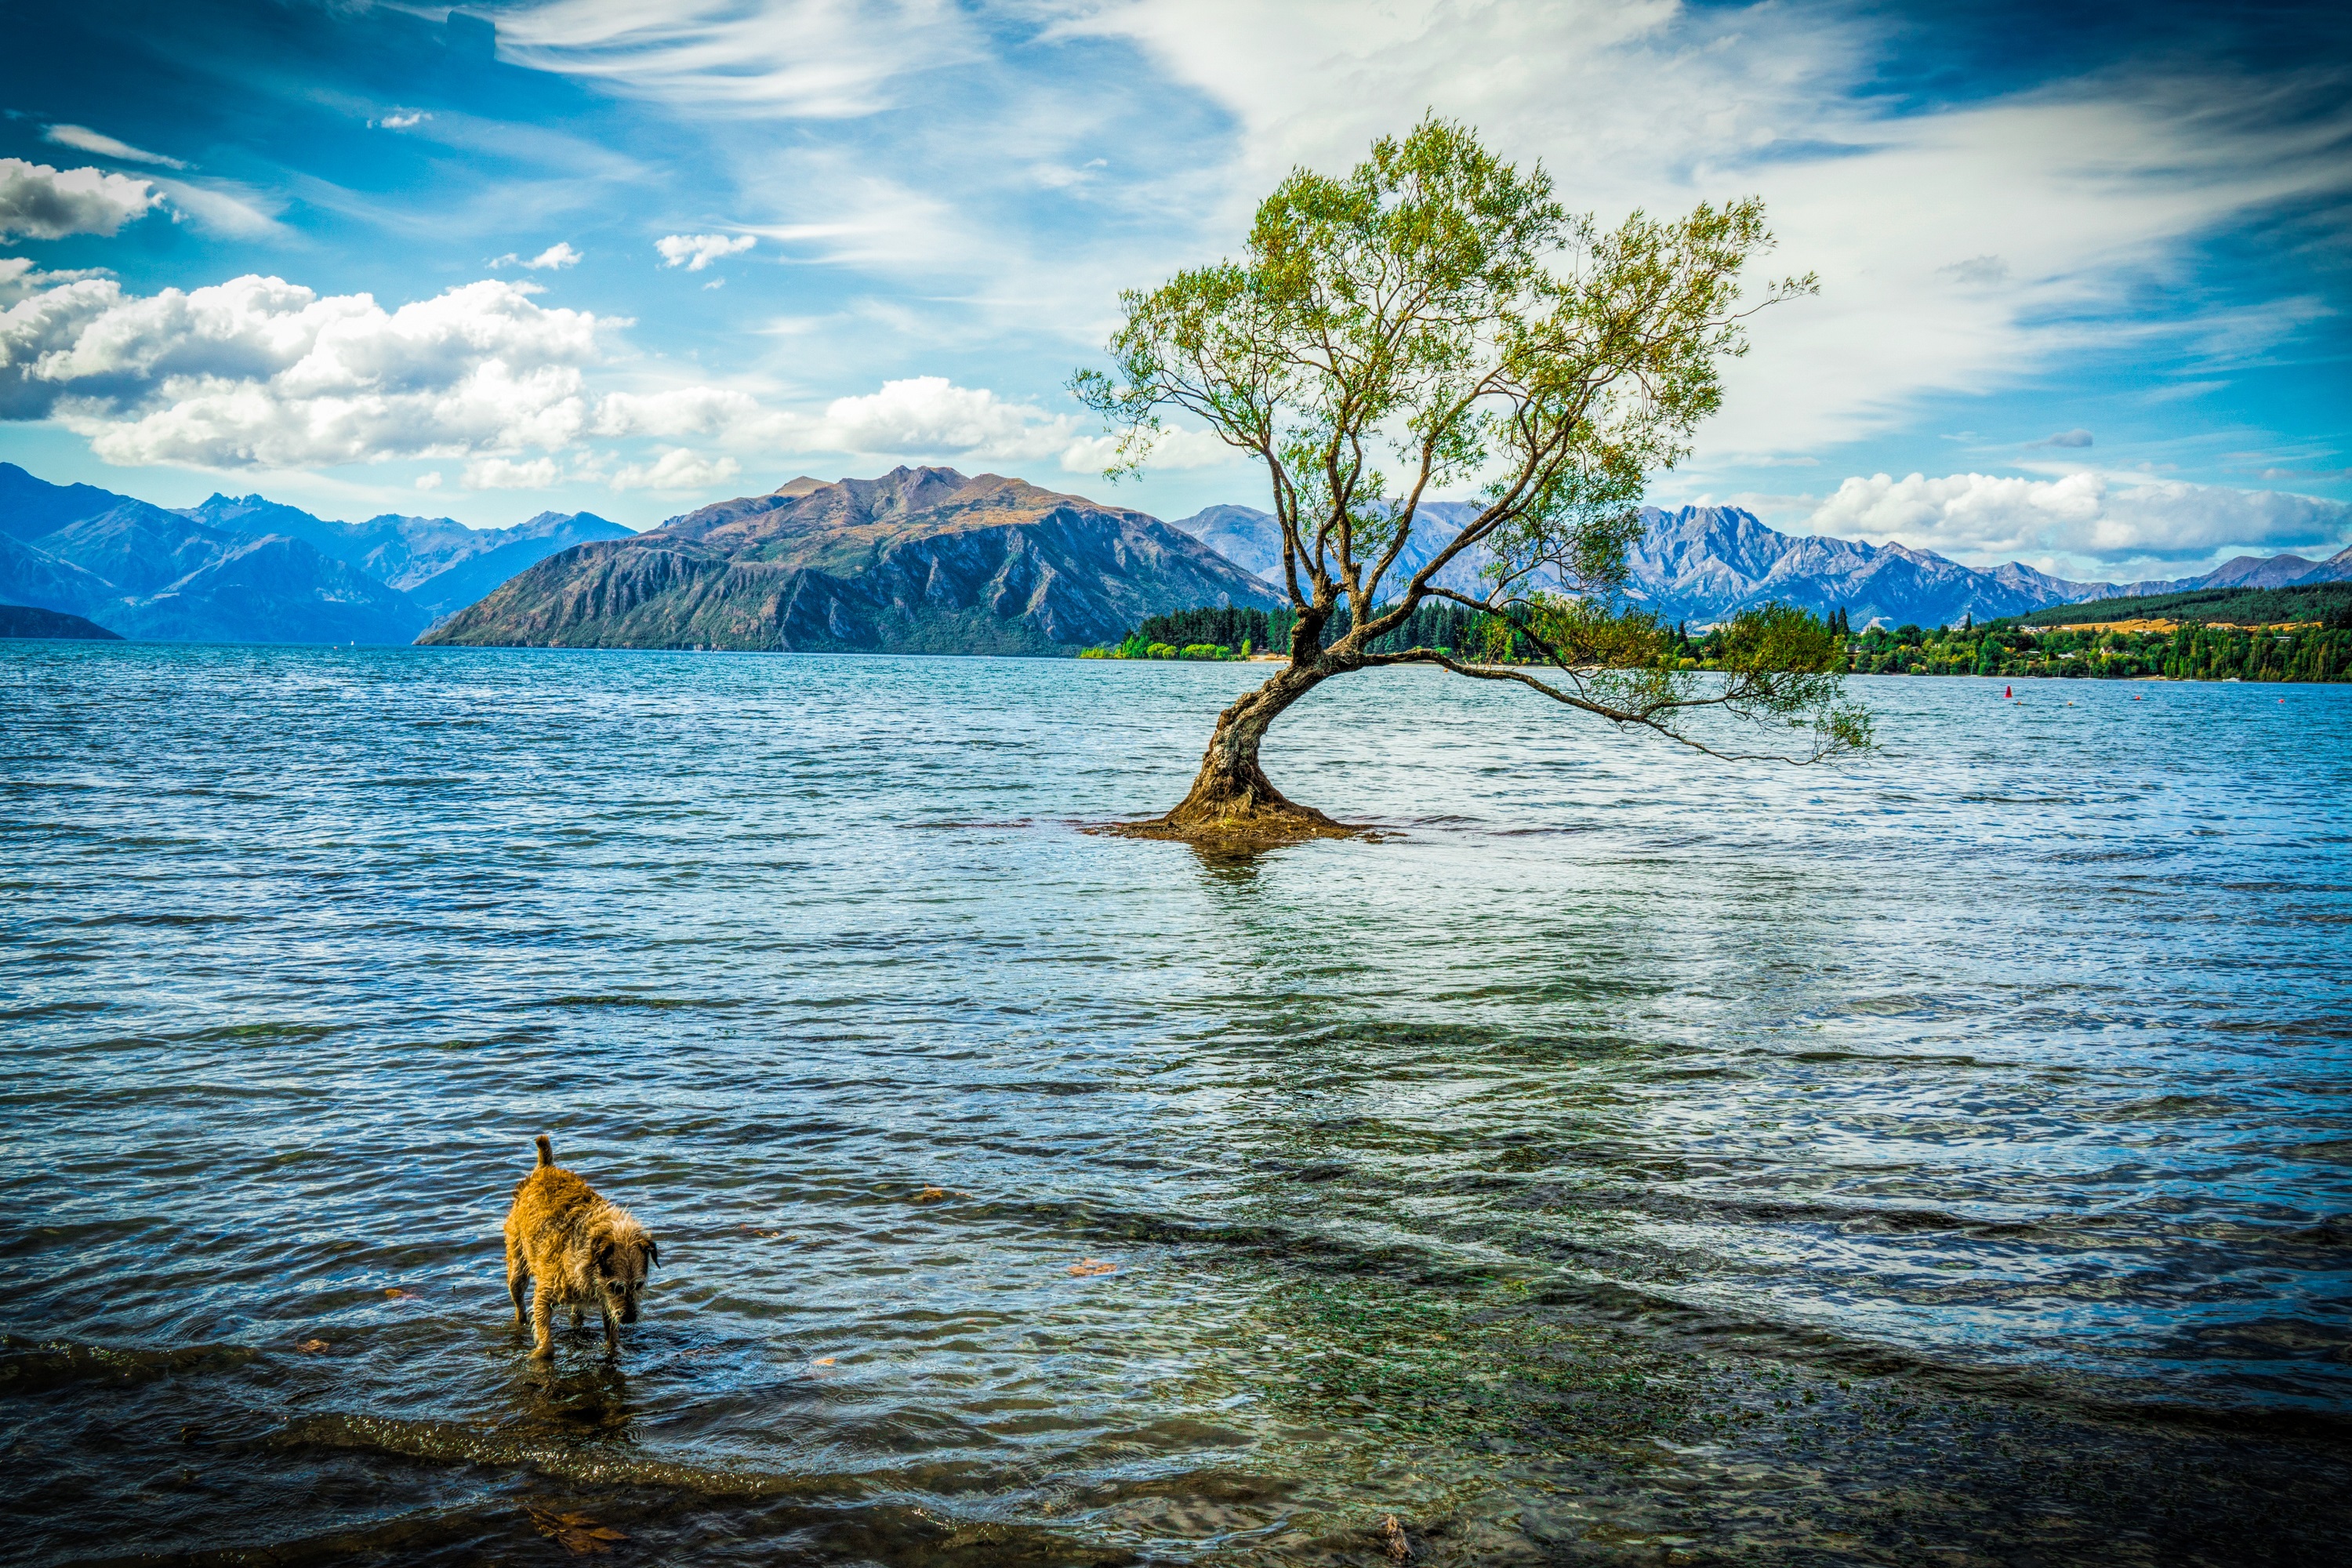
[1139,661,1353,842]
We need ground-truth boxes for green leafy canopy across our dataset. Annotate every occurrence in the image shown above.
[1074,117,1870,764]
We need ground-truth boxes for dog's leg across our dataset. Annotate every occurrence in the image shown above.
[571,1305,584,1329]
[529,1279,556,1362]
[506,1244,528,1329]
[602,1301,620,1357]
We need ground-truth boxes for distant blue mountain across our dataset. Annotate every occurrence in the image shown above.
[107,532,431,644]
[0,473,426,644]
[0,463,632,642]
[180,494,631,617]
[1621,506,2351,625]
[1619,506,2099,626]
[0,470,140,544]
[2167,547,2352,591]
[0,523,118,615]
[1167,504,1290,582]
[1167,500,2352,628]
[1167,500,1489,593]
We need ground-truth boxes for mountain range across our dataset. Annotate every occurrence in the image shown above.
[1165,502,2352,629]
[1623,506,2352,626]
[425,466,1278,654]
[4,457,2347,648]
[0,463,628,644]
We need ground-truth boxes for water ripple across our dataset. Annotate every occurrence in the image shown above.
[3,644,2348,1565]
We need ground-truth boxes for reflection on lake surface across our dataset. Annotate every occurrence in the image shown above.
[3,644,2347,1566]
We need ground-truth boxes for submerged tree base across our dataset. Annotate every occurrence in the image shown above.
[1094,730,1365,848]
[1093,772,1362,848]
[1093,798,1361,850]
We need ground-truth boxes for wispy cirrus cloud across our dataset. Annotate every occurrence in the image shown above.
[149,177,287,238]
[488,0,2352,481]
[42,124,187,169]
[495,0,985,118]
[1073,4,2352,466]
[4,0,2342,535]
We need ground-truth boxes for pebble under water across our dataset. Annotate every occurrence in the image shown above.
[2,643,2348,1566]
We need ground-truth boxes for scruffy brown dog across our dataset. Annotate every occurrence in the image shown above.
[504,1134,659,1360]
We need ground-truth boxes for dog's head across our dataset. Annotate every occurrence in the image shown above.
[592,1213,659,1324]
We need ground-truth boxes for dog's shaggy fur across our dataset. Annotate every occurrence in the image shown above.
[503,1134,659,1361]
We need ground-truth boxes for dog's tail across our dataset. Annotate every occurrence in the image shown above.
[534,1134,555,1168]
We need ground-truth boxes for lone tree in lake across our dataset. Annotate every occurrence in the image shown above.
[1076,118,1871,844]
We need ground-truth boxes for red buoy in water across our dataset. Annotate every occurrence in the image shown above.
[2005,685,2013,698]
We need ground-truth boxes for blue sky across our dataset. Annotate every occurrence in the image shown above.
[2,0,2347,584]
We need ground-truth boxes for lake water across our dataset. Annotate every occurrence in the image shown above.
[3,643,2347,1566]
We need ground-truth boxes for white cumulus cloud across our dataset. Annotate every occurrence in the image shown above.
[656,232,756,270]
[1805,470,2352,571]
[464,456,566,489]
[818,375,1041,454]
[0,158,160,240]
[2,271,614,465]
[591,373,1229,475]
[43,125,187,169]
[0,258,110,307]
[811,376,1232,473]
[2,263,1229,490]
[1120,424,1236,471]
[593,384,770,439]
[492,241,583,270]
[611,447,742,491]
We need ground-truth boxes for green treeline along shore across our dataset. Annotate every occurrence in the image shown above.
[1080,602,1491,663]
[1087,582,2352,683]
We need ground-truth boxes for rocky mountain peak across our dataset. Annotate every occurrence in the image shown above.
[426,468,1275,654]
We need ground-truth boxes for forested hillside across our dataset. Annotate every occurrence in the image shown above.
[1846,619,2352,682]
[2010,581,2352,629]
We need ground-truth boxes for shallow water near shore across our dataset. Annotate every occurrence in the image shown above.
[3,644,2349,1566]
